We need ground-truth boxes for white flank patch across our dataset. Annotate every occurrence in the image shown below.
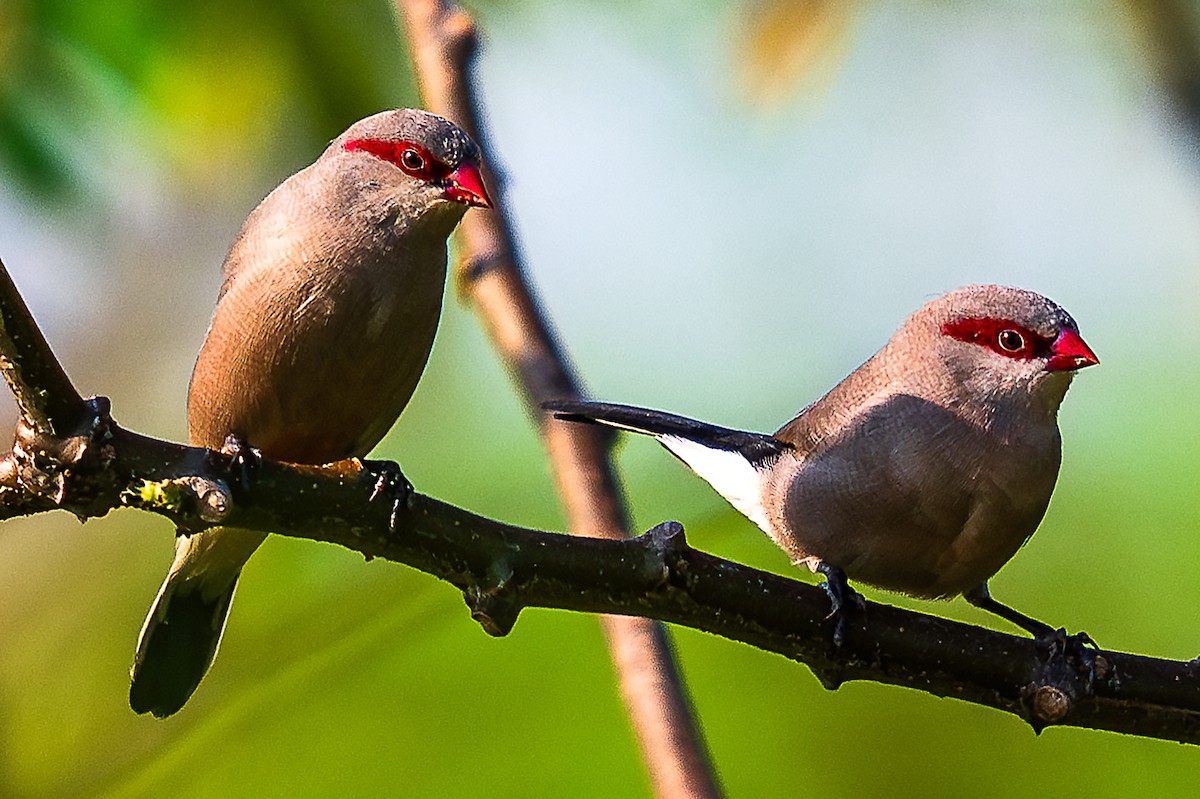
[659,435,772,534]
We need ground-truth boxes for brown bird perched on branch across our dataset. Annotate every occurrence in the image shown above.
[130,109,492,718]
[547,285,1098,641]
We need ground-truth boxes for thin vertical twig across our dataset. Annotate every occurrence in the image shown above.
[395,2,722,796]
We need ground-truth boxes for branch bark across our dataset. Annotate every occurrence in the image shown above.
[394,2,722,797]
[2,3,1199,768]
[1,252,1200,748]
[0,259,84,436]
[0,267,1197,745]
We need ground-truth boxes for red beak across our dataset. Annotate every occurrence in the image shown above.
[1046,329,1099,372]
[444,162,493,208]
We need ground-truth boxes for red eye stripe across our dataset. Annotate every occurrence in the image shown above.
[343,138,452,182]
[940,317,1052,362]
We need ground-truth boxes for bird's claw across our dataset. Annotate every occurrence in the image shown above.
[817,563,863,647]
[365,459,413,532]
[219,434,261,493]
[1041,626,1099,657]
[1039,627,1104,690]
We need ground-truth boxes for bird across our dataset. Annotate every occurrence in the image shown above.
[545,285,1098,641]
[129,109,492,718]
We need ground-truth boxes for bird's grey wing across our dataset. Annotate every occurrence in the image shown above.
[769,393,999,598]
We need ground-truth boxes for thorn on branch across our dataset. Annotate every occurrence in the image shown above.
[464,560,519,636]
[637,520,688,588]
[811,666,846,693]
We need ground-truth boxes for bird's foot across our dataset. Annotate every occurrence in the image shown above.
[1020,628,1110,729]
[964,584,1067,639]
[218,434,261,493]
[1039,627,1105,689]
[816,563,864,647]
[962,586,1107,692]
[364,459,413,532]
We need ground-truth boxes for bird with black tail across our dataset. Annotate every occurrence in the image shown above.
[547,285,1098,644]
[130,109,492,718]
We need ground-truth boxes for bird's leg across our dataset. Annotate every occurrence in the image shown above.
[963,583,1056,638]
[364,459,413,532]
[816,562,863,647]
[964,583,1099,652]
[218,433,261,494]
[964,583,1104,695]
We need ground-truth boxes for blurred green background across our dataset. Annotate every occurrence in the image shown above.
[2,0,1199,796]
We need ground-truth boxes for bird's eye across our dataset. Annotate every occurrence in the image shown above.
[400,148,426,172]
[997,329,1025,352]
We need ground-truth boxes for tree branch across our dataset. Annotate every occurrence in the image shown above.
[2,3,1199,765]
[1,254,1199,745]
[0,259,84,436]
[0,275,1197,744]
[395,2,722,797]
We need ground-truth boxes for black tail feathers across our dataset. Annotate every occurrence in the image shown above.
[129,581,236,718]
[543,399,790,467]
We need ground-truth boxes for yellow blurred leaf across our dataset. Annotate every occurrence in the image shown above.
[737,0,859,104]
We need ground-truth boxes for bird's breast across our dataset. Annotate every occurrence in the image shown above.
[188,224,448,464]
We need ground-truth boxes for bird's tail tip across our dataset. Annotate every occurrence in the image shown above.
[129,577,238,718]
